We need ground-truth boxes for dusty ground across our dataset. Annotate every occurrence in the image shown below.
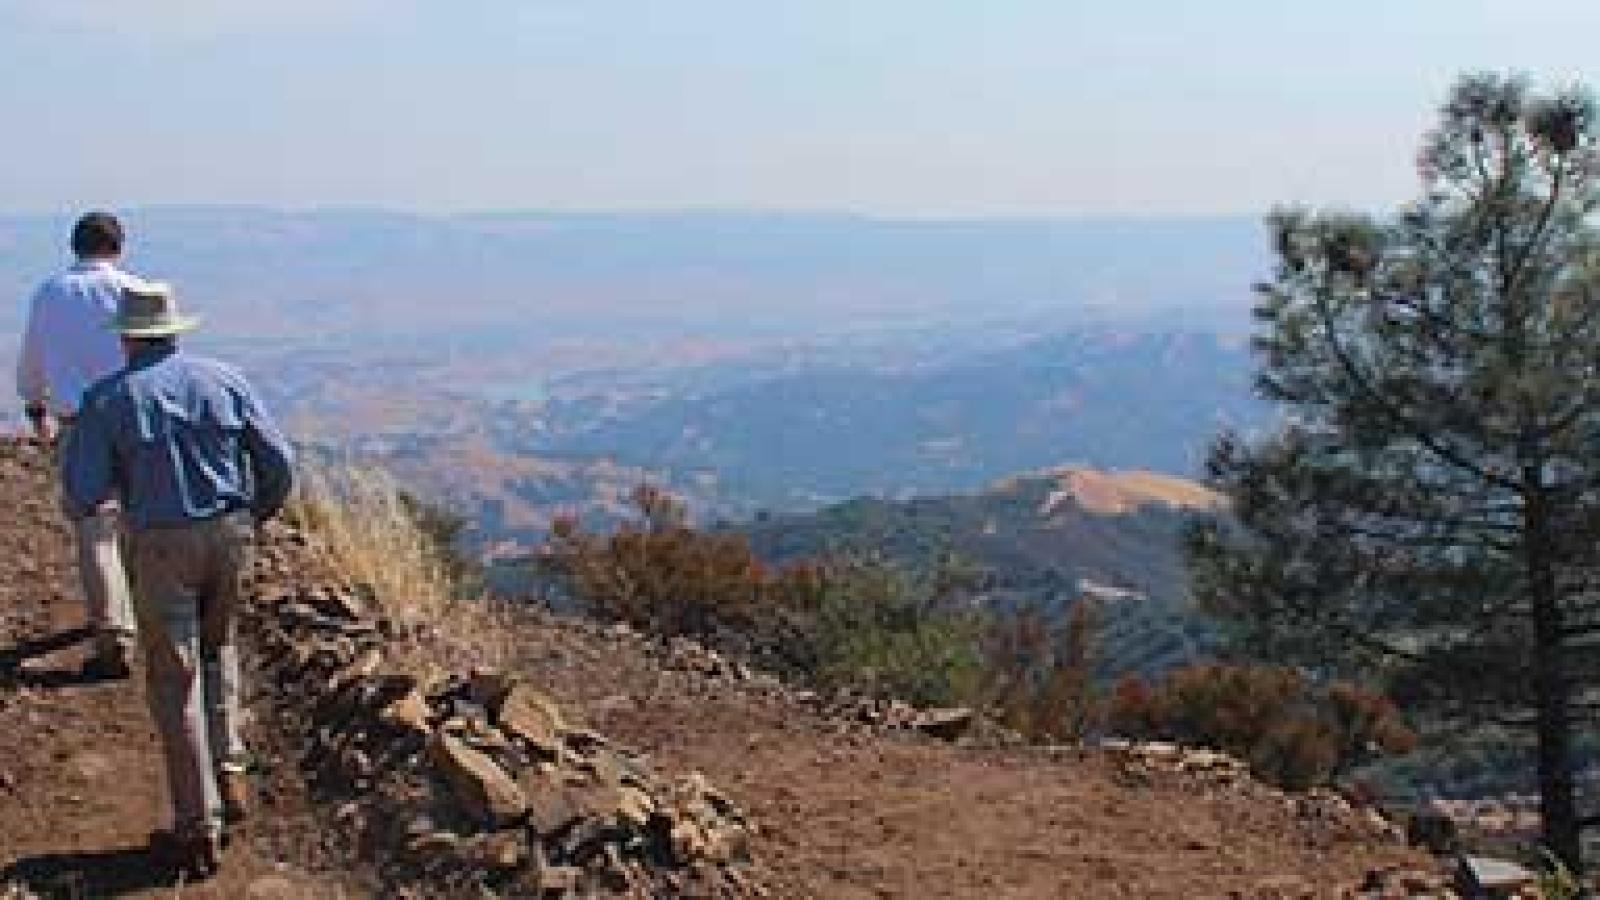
[0,439,348,899]
[0,436,1431,898]
[500,616,1429,899]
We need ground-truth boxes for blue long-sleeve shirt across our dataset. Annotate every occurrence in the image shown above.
[61,343,295,529]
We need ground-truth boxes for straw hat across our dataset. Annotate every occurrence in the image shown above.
[110,280,199,337]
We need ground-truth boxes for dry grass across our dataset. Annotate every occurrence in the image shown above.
[287,464,515,673]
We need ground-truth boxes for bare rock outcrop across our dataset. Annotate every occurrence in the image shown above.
[244,528,763,897]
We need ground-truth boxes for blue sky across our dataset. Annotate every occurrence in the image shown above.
[2,1,1599,216]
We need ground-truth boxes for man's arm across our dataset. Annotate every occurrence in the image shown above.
[16,288,49,438]
[239,383,294,522]
[59,396,115,519]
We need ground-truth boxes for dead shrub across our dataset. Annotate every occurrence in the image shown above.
[288,464,512,672]
[1106,662,1415,790]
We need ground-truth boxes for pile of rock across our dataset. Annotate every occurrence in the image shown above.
[1102,739,1254,789]
[1429,796,1543,844]
[660,634,763,686]
[245,544,763,897]
[1102,739,1410,851]
[1349,863,1456,899]
[811,692,980,741]
[1353,855,1547,900]
[1292,787,1406,844]
[633,625,991,744]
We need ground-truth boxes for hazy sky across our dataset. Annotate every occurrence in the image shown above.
[3,1,1599,217]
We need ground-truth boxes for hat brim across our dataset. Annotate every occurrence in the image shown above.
[112,314,201,337]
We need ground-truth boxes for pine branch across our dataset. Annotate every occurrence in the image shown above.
[1309,283,1520,493]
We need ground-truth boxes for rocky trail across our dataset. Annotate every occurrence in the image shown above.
[0,439,341,898]
[0,437,1445,898]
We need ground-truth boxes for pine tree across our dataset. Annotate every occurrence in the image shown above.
[1188,72,1600,869]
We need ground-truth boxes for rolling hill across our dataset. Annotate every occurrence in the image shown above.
[740,466,1232,678]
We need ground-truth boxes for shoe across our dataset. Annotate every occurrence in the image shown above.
[219,768,251,839]
[81,644,131,681]
[149,829,222,880]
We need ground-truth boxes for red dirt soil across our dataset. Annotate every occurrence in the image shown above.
[0,440,345,899]
[0,437,1431,897]
[498,616,1432,899]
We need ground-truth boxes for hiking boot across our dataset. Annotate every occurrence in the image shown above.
[219,768,251,838]
[80,643,131,681]
[150,829,222,880]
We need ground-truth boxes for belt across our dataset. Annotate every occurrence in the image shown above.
[130,506,253,531]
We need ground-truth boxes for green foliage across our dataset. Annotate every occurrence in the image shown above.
[982,600,1102,741]
[1107,664,1416,790]
[1188,72,1600,867]
[742,472,1226,679]
[543,486,1120,719]
[799,555,986,707]
[1536,847,1583,900]
[543,484,816,652]
[541,485,985,706]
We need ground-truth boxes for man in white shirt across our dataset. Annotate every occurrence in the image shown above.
[16,211,139,679]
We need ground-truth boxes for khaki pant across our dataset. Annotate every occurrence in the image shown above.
[74,509,137,657]
[127,512,254,840]
[55,417,137,656]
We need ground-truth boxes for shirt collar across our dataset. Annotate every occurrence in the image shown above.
[71,258,118,272]
[128,342,178,370]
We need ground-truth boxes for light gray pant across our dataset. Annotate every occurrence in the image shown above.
[127,512,254,840]
[56,417,137,655]
[73,508,137,656]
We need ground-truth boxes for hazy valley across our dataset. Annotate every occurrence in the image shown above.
[3,208,1270,553]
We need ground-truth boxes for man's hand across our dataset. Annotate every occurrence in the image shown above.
[24,404,52,442]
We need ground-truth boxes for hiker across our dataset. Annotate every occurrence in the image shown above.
[60,280,294,876]
[15,211,140,678]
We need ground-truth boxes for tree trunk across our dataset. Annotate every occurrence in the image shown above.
[1528,486,1582,870]
[1534,609,1580,870]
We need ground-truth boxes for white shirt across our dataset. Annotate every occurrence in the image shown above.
[16,259,131,416]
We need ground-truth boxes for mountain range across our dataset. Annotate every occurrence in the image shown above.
[0,208,1266,348]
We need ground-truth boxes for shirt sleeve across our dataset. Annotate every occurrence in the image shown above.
[16,287,47,408]
[60,394,115,518]
[239,381,295,521]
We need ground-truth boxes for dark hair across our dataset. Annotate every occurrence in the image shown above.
[124,335,177,351]
[71,212,123,259]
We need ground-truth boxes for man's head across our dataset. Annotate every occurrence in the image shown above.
[112,280,198,358]
[71,211,124,260]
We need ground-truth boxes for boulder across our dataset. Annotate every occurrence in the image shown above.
[430,734,528,824]
[303,585,370,621]
[497,684,566,755]
[379,689,433,738]
[915,707,975,741]
[467,831,527,871]
[1455,856,1536,898]
[615,785,656,828]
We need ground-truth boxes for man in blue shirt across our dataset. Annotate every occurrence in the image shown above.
[61,280,294,877]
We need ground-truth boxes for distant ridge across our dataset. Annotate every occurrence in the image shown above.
[1022,467,1226,517]
[0,207,1265,342]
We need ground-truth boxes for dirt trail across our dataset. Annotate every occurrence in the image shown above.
[497,618,1433,898]
[0,436,1433,898]
[0,440,338,899]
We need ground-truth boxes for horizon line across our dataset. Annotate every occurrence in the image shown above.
[0,203,1287,226]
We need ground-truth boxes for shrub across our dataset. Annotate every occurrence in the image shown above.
[982,600,1102,741]
[1106,662,1415,790]
[799,554,986,707]
[290,464,511,672]
[540,486,986,706]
